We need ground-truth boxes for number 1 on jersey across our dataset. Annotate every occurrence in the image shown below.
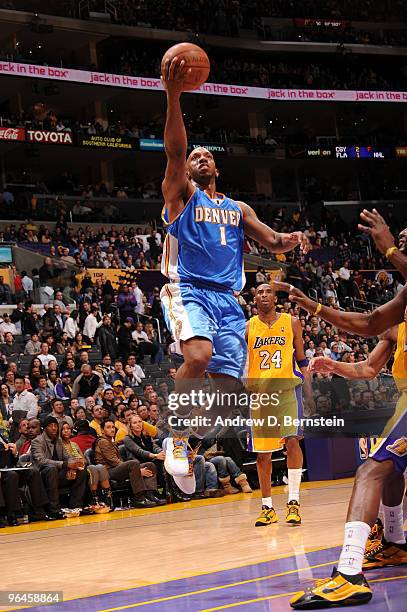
[219,225,227,246]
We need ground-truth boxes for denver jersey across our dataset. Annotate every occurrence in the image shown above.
[161,189,245,291]
[392,320,407,391]
[246,313,303,383]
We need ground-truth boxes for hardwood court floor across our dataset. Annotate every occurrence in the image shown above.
[0,479,405,612]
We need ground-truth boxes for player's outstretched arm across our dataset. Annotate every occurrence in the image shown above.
[273,281,407,337]
[239,202,311,254]
[161,57,194,223]
[309,330,396,379]
[358,209,407,280]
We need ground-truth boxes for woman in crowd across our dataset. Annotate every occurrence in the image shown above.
[56,332,71,355]
[0,383,12,422]
[123,414,166,499]
[2,370,15,395]
[60,421,113,508]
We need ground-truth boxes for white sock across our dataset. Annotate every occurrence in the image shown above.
[378,501,384,524]
[383,503,406,544]
[403,493,407,523]
[262,496,272,509]
[288,468,302,503]
[337,521,371,576]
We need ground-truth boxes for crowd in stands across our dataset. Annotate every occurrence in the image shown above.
[3,0,407,38]
[0,198,402,524]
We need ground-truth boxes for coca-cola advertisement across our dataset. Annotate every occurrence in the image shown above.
[26,130,73,145]
[0,127,26,141]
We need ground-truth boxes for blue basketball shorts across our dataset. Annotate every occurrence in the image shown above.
[161,282,247,378]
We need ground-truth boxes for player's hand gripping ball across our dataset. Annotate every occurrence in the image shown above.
[161,43,210,91]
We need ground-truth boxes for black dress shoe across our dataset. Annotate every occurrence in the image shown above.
[145,492,166,506]
[0,518,6,528]
[191,491,207,500]
[47,510,65,520]
[132,497,157,508]
[7,515,18,526]
[28,512,49,522]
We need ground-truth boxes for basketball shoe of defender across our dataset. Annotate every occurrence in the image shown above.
[363,538,407,570]
[255,506,278,526]
[290,567,372,609]
[286,500,301,525]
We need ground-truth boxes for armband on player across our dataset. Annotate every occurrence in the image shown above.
[297,359,309,368]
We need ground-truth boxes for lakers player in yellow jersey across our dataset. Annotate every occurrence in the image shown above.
[245,284,313,527]
[273,220,407,607]
[310,322,407,570]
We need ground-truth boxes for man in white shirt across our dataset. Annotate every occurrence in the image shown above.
[338,261,351,281]
[83,306,102,344]
[132,321,149,344]
[131,281,145,315]
[37,342,57,370]
[21,271,34,296]
[126,354,145,384]
[11,375,39,419]
[0,313,17,340]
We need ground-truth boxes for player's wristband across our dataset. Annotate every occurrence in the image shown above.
[297,359,309,368]
[313,303,322,316]
[385,246,398,259]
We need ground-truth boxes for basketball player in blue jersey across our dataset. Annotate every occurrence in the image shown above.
[160,56,311,479]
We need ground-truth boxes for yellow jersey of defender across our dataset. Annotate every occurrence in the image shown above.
[392,320,407,391]
[246,313,303,384]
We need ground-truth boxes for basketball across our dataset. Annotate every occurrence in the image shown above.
[161,43,210,91]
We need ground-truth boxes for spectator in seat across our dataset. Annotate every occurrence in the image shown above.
[18,417,41,457]
[71,364,104,402]
[147,404,160,426]
[203,440,252,494]
[14,418,29,453]
[34,375,55,414]
[101,387,115,416]
[24,333,41,356]
[117,285,137,322]
[71,419,97,453]
[63,309,80,341]
[72,405,87,422]
[107,360,126,386]
[0,275,12,304]
[0,433,50,525]
[50,398,73,428]
[0,383,13,422]
[117,317,133,360]
[89,404,104,436]
[101,354,115,380]
[98,314,118,358]
[83,306,102,345]
[37,342,57,371]
[123,414,166,502]
[10,375,38,420]
[126,353,145,383]
[61,421,113,509]
[0,313,17,340]
[112,380,126,403]
[2,332,20,361]
[132,321,159,363]
[21,303,38,337]
[94,418,158,508]
[55,371,72,400]
[30,416,87,519]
